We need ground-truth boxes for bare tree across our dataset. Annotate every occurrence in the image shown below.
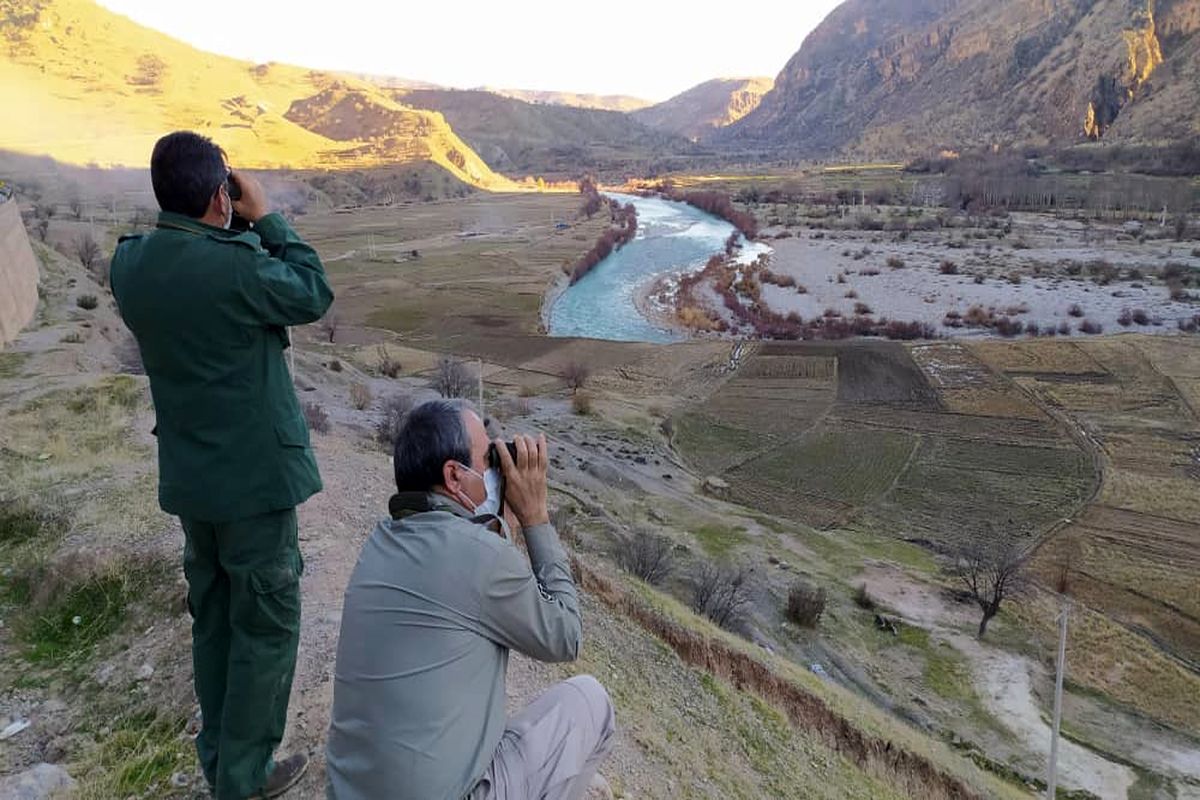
[320,308,339,343]
[68,196,84,220]
[561,361,591,395]
[74,231,104,281]
[690,562,753,631]
[431,356,475,399]
[34,218,49,243]
[945,531,1030,639]
[617,530,675,586]
[33,202,55,220]
[375,393,415,448]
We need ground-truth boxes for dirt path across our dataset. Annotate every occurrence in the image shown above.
[860,562,1200,799]
[949,633,1135,799]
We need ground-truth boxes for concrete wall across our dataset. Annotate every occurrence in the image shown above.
[0,198,39,347]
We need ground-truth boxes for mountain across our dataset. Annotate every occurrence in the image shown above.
[722,0,1200,158]
[0,0,516,189]
[484,88,651,113]
[632,78,774,141]
[396,89,692,175]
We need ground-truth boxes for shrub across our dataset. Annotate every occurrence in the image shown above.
[1025,321,1040,336]
[1131,308,1149,325]
[1169,284,1190,301]
[1058,321,1072,335]
[1192,248,1200,258]
[1079,319,1103,335]
[349,381,372,410]
[853,302,873,316]
[844,289,859,299]
[690,563,752,631]
[939,260,958,275]
[1067,303,1084,318]
[1179,315,1200,333]
[303,402,330,434]
[432,356,475,398]
[76,294,99,310]
[853,583,876,610]
[786,580,827,627]
[994,317,1024,337]
[375,393,415,447]
[376,345,402,378]
[327,359,343,372]
[1117,309,1133,327]
[886,256,905,269]
[562,361,591,394]
[571,391,593,415]
[617,531,675,586]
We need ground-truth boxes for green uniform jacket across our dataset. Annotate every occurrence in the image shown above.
[110,211,334,523]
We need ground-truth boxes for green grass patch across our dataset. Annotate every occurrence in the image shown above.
[6,557,173,669]
[692,523,746,560]
[65,375,142,414]
[0,504,47,547]
[0,350,29,379]
[78,709,196,799]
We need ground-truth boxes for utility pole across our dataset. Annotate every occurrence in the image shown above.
[477,359,484,417]
[1046,598,1071,800]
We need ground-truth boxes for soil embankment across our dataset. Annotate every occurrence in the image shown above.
[0,198,39,347]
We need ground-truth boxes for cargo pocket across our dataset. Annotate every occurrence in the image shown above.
[247,563,300,637]
[274,415,310,449]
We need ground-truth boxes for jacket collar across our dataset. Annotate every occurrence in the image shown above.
[156,211,233,237]
[388,491,509,538]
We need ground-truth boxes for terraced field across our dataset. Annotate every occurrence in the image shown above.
[970,335,1200,682]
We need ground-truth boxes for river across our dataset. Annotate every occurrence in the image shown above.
[547,193,771,342]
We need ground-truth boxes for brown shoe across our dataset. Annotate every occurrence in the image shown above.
[248,753,309,799]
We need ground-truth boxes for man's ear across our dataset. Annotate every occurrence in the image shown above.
[441,460,461,494]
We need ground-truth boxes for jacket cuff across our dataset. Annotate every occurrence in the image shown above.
[524,523,566,567]
[252,213,289,246]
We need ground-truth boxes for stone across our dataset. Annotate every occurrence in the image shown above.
[135,663,155,681]
[0,763,76,799]
[585,773,614,800]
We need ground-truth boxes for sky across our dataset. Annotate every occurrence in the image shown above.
[97,0,843,102]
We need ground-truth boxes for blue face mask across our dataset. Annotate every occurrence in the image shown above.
[456,463,502,518]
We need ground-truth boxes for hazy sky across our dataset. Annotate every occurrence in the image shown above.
[97,1,843,102]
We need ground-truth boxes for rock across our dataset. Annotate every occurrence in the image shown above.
[135,663,155,681]
[0,763,76,799]
[0,719,30,740]
[767,555,780,565]
[93,663,116,686]
[40,736,69,763]
[585,773,614,800]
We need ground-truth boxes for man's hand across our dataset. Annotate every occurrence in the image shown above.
[495,433,550,529]
[229,170,269,224]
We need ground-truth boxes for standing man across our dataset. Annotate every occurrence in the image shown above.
[111,131,333,799]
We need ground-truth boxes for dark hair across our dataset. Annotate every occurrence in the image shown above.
[150,131,227,218]
[393,399,474,493]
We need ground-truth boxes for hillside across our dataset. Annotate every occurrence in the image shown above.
[632,77,774,141]
[0,0,516,188]
[485,87,652,113]
[722,0,1200,159]
[396,89,693,176]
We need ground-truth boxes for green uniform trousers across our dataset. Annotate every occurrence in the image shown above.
[181,508,303,799]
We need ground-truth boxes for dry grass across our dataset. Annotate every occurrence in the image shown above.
[0,0,520,187]
[1100,472,1200,524]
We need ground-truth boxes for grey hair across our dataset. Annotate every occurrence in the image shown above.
[392,398,478,493]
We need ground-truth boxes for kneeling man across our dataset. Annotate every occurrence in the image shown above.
[326,399,614,800]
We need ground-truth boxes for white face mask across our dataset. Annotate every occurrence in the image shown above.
[457,463,502,517]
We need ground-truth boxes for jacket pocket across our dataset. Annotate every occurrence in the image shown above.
[274,415,310,448]
[247,563,300,635]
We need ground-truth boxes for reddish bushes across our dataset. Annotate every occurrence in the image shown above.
[1079,319,1103,334]
[570,200,637,285]
[665,189,759,239]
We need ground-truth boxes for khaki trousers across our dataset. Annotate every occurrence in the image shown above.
[470,675,616,800]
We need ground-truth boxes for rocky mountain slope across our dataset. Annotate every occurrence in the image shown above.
[721,0,1200,158]
[632,77,774,141]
